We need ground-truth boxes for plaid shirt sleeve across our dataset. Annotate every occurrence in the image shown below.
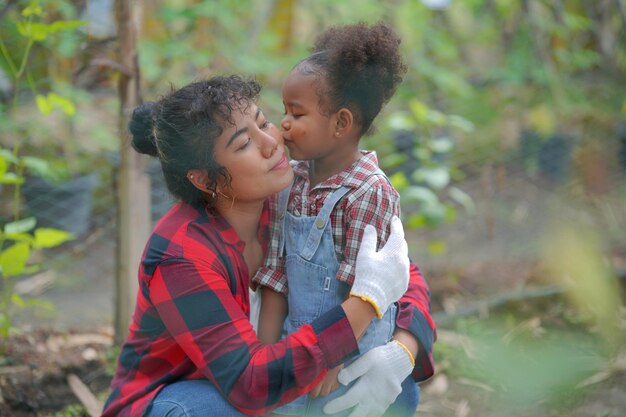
[398,261,437,381]
[252,192,289,295]
[151,257,358,415]
[336,175,400,285]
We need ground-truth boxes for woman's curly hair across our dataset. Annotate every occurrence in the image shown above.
[128,75,261,205]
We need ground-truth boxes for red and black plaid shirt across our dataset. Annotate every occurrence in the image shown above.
[254,151,436,381]
[102,200,359,417]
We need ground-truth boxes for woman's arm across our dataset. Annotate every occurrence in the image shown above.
[396,261,436,380]
[150,220,408,416]
[152,260,362,415]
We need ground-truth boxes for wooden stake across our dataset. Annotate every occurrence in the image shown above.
[67,373,102,417]
[114,0,150,344]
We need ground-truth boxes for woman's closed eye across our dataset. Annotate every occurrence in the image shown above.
[236,138,251,151]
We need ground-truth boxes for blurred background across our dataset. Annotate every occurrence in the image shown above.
[1,0,625,416]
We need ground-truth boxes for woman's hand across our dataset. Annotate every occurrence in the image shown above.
[322,340,414,417]
[350,216,410,319]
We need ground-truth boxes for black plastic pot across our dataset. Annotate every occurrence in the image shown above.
[22,172,100,238]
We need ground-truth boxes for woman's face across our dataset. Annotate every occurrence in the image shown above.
[213,104,293,202]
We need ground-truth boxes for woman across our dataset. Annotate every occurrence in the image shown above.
[101,75,412,417]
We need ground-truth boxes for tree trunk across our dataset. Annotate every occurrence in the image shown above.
[114,0,150,344]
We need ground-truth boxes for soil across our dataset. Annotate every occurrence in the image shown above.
[0,329,113,417]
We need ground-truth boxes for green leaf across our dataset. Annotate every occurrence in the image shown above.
[47,93,76,116]
[412,167,450,189]
[16,22,50,42]
[22,4,43,17]
[407,213,427,229]
[0,149,18,164]
[447,115,474,132]
[402,185,439,206]
[0,155,6,177]
[21,156,55,179]
[427,240,447,255]
[448,186,475,215]
[35,93,76,117]
[0,242,30,277]
[48,20,87,33]
[11,293,25,308]
[389,171,409,192]
[409,100,429,123]
[426,109,447,126]
[0,173,24,185]
[387,111,416,131]
[33,228,74,248]
[36,94,53,115]
[4,217,36,235]
[429,136,454,153]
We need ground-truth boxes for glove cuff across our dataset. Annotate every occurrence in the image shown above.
[349,290,384,319]
[391,339,415,367]
[387,340,415,377]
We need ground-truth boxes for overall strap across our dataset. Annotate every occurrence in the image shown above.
[277,181,293,256]
[300,186,351,261]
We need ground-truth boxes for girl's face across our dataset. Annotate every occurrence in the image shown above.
[280,70,337,161]
[213,104,293,202]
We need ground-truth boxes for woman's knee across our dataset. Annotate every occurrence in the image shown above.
[146,379,249,417]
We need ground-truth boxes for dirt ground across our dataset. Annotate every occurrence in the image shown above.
[2,175,625,416]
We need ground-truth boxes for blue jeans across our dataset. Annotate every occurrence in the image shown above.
[144,378,418,417]
[145,379,252,417]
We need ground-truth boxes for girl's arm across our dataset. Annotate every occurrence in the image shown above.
[257,286,287,344]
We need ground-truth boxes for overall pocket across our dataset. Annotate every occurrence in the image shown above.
[285,254,331,327]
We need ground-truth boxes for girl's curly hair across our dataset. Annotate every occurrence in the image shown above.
[298,22,407,135]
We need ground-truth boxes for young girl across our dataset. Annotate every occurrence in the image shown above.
[253,23,435,417]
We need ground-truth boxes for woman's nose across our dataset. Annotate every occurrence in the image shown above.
[260,130,279,158]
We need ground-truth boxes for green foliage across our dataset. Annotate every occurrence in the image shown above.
[0,0,85,108]
[0,3,97,345]
[0,0,93,179]
[364,98,474,254]
[439,316,610,413]
[0,147,73,343]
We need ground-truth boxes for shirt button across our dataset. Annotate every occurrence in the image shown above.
[315,218,325,229]
[310,203,316,210]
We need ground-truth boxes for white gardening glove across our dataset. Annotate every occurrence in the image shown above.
[323,340,414,417]
[350,216,409,319]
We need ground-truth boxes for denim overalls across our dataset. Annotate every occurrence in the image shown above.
[273,172,397,417]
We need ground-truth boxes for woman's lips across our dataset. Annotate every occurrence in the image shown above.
[271,153,289,171]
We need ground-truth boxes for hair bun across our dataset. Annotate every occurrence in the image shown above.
[129,102,158,156]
